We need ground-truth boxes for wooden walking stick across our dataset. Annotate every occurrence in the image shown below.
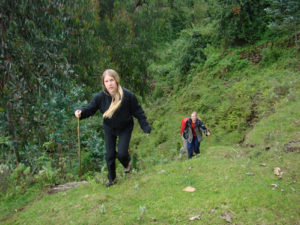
[206,123,211,148]
[77,117,81,176]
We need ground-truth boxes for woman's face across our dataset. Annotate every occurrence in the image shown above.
[191,113,197,123]
[104,75,118,95]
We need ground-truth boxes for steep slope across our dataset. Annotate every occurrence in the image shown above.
[5,86,300,224]
[130,38,300,170]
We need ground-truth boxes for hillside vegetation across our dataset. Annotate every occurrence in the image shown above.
[131,36,300,170]
[2,37,300,224]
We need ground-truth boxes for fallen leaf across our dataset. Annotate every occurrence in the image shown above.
[245,172,255,176]
[273,167,283,178]
[271,183,278,190]
[183,186,196,192]
[189,215,201,221]
[291,187,296,192]
[273,167,281,176]
[160,170,165,174]
[209,209,216,214]
[260,163,267,167]
[294,119,300,125]
[222,212,232,223]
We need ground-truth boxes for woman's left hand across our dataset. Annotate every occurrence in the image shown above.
[207,131,211,136]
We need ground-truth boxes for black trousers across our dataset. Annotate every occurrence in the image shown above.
[104,126,132,182]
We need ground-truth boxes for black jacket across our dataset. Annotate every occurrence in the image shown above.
[75,88,151,133]
[183,118,207,143]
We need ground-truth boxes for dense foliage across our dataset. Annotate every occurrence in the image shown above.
[0,0,106,192]
[217,0,271,45]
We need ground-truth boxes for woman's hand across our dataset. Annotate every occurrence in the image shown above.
[146,133,150,137]
[206,131,211,136]
[75,110,82,118]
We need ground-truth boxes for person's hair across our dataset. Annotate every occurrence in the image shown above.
[191,112,197,116]
[191,111,202,120]
[102,69,124,118]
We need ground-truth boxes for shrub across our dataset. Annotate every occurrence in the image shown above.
[0,164,10,193]
[34,161,60,186]
[153,85,165,100]
[260,48,282,66]
[155,132,168,146]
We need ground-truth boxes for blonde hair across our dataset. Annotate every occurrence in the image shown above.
[102,69,124,118]
[191,111,202,120]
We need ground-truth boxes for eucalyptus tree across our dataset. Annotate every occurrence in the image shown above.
[0,0,104,169]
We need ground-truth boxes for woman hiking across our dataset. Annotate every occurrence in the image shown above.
[182,112,210,158]
[74,69,151,187]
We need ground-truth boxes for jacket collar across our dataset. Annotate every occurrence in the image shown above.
[187,118,200,126]
[103,87,124,96]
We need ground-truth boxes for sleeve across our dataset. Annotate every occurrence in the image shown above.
[182,119,190,139]
[74,93,100,120]
[198,120,208,135]
[130,93,151,134]
[180,119,185,134]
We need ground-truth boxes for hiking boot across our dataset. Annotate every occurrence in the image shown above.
[124,161,131,173]
[106,179,116,187]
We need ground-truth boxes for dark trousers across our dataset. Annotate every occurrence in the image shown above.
[187,136,200,158]
[104,126,132,182]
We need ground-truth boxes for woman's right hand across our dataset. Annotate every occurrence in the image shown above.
[74,110,82,118]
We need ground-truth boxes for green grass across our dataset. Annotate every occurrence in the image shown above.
[0,184,42,223]
[3,145,299,224]
[245,85,300,149]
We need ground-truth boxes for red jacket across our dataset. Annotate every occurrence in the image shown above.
[180,118,189,134]
[180,118,196,136]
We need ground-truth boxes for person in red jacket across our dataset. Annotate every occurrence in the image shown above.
[181,112,210,158]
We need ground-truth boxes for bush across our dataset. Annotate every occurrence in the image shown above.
[34,161,60,186]
[148,26,212,92]
[0,164,10,193]
[155,132,168,146]
[153,85,165,100]
[217,0,270,45]
[79,116,106,173]
[260,48,282,66]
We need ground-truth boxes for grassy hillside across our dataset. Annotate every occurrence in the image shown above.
[1,37,299,224]
[130,36,300,170]
[3,142,299,224]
